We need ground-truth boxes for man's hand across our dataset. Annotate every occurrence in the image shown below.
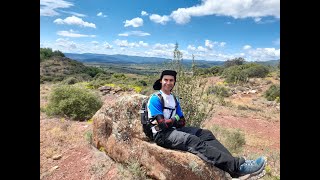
[175,117,186,128]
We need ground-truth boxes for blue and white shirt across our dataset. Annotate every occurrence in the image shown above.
[147,90,184,120]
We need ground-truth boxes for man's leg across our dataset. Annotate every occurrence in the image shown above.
[178,127,233,156]
[196,129,233,156]
[154,128,244,176]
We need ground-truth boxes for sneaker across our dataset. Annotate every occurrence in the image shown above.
[244,157,265,167]
[237,156,266,176]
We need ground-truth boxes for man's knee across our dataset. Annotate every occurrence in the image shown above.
[197,129,216,140]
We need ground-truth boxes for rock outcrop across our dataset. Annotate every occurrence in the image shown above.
[92,94,231,180]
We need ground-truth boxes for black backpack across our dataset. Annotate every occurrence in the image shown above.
[140,92,178,140]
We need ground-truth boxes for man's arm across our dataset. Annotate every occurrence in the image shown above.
[173,98,186,128]
[148,95,175,130]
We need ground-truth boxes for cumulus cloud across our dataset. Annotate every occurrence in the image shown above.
[103,42,113,49]
[91,41,99,45]
[124,17,143,27]
[55,38,77,49]
[187,45,197,51]
[205,40,214,50]
[113,39,141,48]
[170,0,280,24]
[138,41,149,47]
[97,12,107,17]
[153,43,175,50]
[247,48,280,61]
[141,11,148,16]
[243,45,252,50]
[54,16,96,28]
[149,14,171,25]
[57,30,96,37]
[219,42,226,47]
[118,31,150,37]
[40,0,73,16]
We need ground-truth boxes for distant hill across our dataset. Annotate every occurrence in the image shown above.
[65,53,279,68]
[40,56,107,83]
[64,53,226,68]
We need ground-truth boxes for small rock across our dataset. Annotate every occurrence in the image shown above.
[52,154,62,160]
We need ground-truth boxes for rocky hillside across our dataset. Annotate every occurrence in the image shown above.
[40,56,106,83]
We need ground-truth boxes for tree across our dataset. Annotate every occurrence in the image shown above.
[167,43,213,127]
[224,57,246,68]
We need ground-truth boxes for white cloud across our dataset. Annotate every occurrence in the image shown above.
[55,38,77,49]
[139,41,149,47]
[149,14,171,25]
[187,45,197,51]
[247,48,280,61]
[243,45,252,50]
[113,39,140,48]
[124,17,143,27]
[197,46,207,52]
[205,40,213,50]
[40,0,73,16]
[59,10,86,17]
[153,43,175,50]
[118,33,128,37]
[97,12,107,17]
[170,0,280,24]
[103,42,113,49]
[219,42,226,47]
[254,17,262,22]
[141,11,148,16]
[57,30,96,37]
[91,41,99,45]
[54,16,96,28]
[118,31,150,37]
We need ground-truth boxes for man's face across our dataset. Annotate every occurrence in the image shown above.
[161,75,175,92]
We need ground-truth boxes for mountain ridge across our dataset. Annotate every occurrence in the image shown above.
[65,53,279,67]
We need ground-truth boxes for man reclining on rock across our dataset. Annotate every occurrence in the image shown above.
[144,70,266,179]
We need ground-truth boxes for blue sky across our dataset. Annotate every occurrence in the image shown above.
[40,0,280,61]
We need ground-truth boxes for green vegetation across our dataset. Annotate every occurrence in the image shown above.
[209,125,246,154]
[223,57,245,68]
[40,48,65,62]
[222,63,270,84]
[45,85,102,120]
[264,84,280,102]
[165,43,214,127]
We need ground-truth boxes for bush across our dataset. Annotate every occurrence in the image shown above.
[222,65,248,84]
[62,77,79,85]
[242,63,270,78]
[209,125,246,154]
[264,84,280,101]
[45,85,102,120]
[207,85,231,98]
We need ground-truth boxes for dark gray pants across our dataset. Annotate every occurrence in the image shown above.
[153,127,244,177]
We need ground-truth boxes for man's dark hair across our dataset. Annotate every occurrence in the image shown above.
[153,70,177,90]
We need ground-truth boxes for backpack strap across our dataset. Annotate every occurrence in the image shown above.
[156,91,178,119]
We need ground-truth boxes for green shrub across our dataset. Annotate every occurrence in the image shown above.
[207,85,231,98]
[242,63,270,78]
[62,76,79,85]
[209,125,246,154]
[45,85,102,120]
[264,84,280,101]
[222,65,248,84]
[222,63,270,84]
[167,43,214,127]
[225,130,246,154]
